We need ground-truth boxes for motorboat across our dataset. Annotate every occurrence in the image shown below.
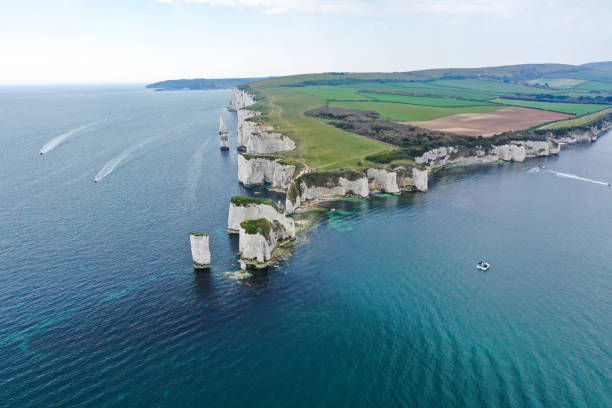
[476,261,490,271]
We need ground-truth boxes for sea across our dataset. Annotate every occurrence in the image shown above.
[0,85,610,407]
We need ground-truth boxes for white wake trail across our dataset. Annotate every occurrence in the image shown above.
[39,124,91,154]
[526,166,540,174]
[547,170,610,186]
[93,140,152,182]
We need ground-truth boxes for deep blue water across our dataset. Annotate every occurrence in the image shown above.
[0,86,610,407]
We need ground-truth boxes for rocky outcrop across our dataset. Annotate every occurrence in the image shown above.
[228,87,255,111]
[415,122,611,171]
[285,171,369,214]
[415,141,558,169]
[231,88,296,154]
[238,218,292,264]
[367,168,399,194]
[189,233,210,269]
[366,167,429,193]
[238,154,296,189]
[228,197,295,238]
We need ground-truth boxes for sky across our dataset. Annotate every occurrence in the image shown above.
[1,0,611,84]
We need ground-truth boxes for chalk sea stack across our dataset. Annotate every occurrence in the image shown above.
[219,116,229,150]
[189,233,211,269]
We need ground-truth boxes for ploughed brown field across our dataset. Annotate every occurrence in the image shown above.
[401,107,572,137]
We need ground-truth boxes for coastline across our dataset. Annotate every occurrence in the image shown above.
[229,87,611,214]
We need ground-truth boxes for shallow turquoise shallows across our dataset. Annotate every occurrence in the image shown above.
[0,86,610,407]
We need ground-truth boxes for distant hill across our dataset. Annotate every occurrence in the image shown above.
[581,61,612,72]
[146,77,269,91]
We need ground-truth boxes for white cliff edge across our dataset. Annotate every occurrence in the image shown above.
[238,219,293,265]
[189,233,210,269]
[414,122,611,170]
[237,154,296,190]
[285,167,428,214]
[228,199,295,238]
[230,88,296,154]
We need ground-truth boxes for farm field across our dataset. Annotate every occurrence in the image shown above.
[293,86,370,101]
[403,107,571,137]
[494,99,610,115]
[360,92,494,107]
[431,78,558,95]
[328,100,503,122]
[526,78,586,88]
[573,81,612,92]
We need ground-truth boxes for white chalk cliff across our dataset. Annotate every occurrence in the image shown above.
[415,123,611,170]
[230,88,296,154]
[189,234,210,268]
[228,200,295,238]
[237,154,296,189]
[285,174,369,214]
[228,88,255,111]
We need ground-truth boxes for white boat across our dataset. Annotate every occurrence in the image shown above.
[476,261,490,271]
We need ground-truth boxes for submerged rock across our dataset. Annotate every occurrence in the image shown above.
[189,233,210,269]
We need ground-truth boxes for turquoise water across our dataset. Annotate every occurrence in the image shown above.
[0,86,610,407]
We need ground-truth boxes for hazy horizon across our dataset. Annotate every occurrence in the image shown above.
[2,0,611,85]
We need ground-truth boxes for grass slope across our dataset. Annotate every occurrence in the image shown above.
[248,85,390,170]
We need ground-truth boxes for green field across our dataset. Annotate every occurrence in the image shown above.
[526,78,586,88]
[494,99,610,115]
[360,92,494,107]
[573,81,612,92]
[328,100,503,122]
[432,78,558,95]
[248,86,390,170]
[294,86,371,101]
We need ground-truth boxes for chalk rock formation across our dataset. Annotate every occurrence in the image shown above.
[415,140,562,169]
[367,168,400,194]
[228,197,295,238]
[231,88,296,154]
[228,88,255,111]
[285,171,369,214]
[238,154,296,189]
[189,233,210,269]
[238,218,285,264]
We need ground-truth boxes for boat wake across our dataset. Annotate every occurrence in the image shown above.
[526,166,540,174]
[39,123,92,154]
[183,138,213,202]
[547,170,610,186]
[93,140,153,182]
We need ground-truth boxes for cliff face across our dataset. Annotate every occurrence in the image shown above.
[367,166,429,194]
[237,154,296,189]
[239,227,274,263]
[414,123,611,170]
[367,168,400,193]
[228,88,255,111]
[231,88,296,154]
[189,234,210,268]
[285,167,430,213]
[285,173,369,214]
[228,201,295,238]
